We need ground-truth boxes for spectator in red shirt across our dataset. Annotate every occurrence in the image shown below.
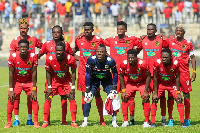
[0,0,5,23]
[58,3,66,27]
[163,7,171,25]
[192,0,199,23]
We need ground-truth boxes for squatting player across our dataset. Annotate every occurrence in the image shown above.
[151,48,185,127]
[42,42,78,128]
[164,25,196,126]
[73,22,105,125]
[80,44,119,127]
[120,49,151,128]
[5,39,39,128]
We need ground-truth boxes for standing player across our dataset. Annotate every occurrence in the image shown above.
[5,39,39,128]
[165,25,196,126]
[80,44,119,127]
[120,49,151,127]
[42,42,78,128]
[151,48,185,127]
[73,22,106,125]
[137,23,172,126]
[10,18,43,54]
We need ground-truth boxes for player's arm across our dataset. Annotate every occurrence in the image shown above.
[142,70,151,100]
[120,73,127,101]
[9,40,17,54]
[152,71,158,102]
[175,73,182,101]
[8,67,15,101]
[31,66,37,101]
[73,40,80,61]
[46,70,53,99]
[190,54,196,82]
[37,43,46,59]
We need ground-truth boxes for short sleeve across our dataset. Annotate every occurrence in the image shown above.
[68,55,77,69]
[75,39,79,50]
[39,42,47,56]
[45,56,51,71]
[153,60,160,73]
[65,42,73,55]
[9,39,17,54]
[35,38,43,49]
[8,53,15,67]
[103,38,110,47]
[162,38,170,48]
[120,61,126,75]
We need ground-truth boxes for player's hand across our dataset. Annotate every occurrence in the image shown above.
[139,35,146,41]
[45,88,53,99]
[191,72,196,82]
[8,91,15,101]
[31,90,37,101]
[176,93,182,101]
[76,32,85,39]
[121,92,127,101]
[142,91,149,100]
[69,89,75,99]
[152,93,158,103]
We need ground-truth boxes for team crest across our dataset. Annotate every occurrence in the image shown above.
[105,65,109,69]
[182,44,186,49]
[29,41,33,45]
[125,40,129,44]
[137,67,141,73]
[92,43,96,47]
[170,68,174,73]
[65,64,67,67]
[27,61,31,65]
[155,41,159,46]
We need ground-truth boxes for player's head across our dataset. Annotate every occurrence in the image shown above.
[147,23,157,37]
[96,44,106,62]
[18,39,29,55]
[161,48,172,65]
[117,21,127,36]
[18,18,29,36]
[55,42,65,61]
[127,49,138,66]
[83,22,94,37]
[175,24,185,39]
[52,25,64,41]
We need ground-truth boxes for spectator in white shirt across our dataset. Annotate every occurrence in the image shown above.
[110,1,120,26]
[184,0,192,23]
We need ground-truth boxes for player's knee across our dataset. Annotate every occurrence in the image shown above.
[183,93,190,99]
[82,92,85,97]
[122,97,128,103]
[142,98,149,103]
[68,93,75,101]
[152,98,159,103]
[61,95,67,100]
[168,97,174,100]
[175,98,183,104]
[95,91,101,97]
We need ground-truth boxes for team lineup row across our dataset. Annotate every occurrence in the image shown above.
[4,18,196,128]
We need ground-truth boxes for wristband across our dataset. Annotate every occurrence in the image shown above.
[32,87,37,91]
[176,91,181,94]
[48,85,52,89]
[71,85,75,90]
[122,89,126,93]
[9,88,14,92]
[193,70,196,73]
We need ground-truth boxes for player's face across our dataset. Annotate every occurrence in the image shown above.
[147,25,157,37]
[84,26,93,37]
[52,27,61,40]
[175,27,185,38]
[161,52,171,65]
[117,25,127,35]
[96,47,106,61]
[56,46,65,61]
[19,24,29,36]
[127,54,137,66]
[19,43,29,55]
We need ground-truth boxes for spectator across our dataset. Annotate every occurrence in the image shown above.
[58,3,66,27]
[124,2,130,24]
[28,13,36,36]
[129,0,137,24]
[56,1,62,20]
[137,6,143,29]
[195,36,200,49]
[0,28,3,50]
[120,0,127,22]
[83,0,91,22]
[192,0,199,23]
[137,0,146,23]
[75,2,83,25]
[65,0,72,25]
[12,0,17,25]
[176,0,184,23]
[155,0,164,24]
[0,0,5,23]
[4,1,11,29]
[22,1,28,18]
[163,6,171,26]
[110,1,120,26]
[102,2,108,26]
[174,8,182,26]
[184,0,192,23]
[16,2,22,23]
[46,0,55,14]
[146,0,154,23]
[94,0,102,24]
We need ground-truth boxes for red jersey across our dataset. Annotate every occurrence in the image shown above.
[137,36,168,76]
[39,40,73,56]
[75,35,104,72]
[165,38,193,73]
[177,2,184,12]
[56,2,62,13]
[166,2,174,8]
[10,36,43,54]
[192,2,199,12]
[163,8,171,18]
[153,59,180,84]
[8,51,38,83]
[120,59,149,83]
[58,5,66,15]
[45,54,77,84]
[104,36,140,71]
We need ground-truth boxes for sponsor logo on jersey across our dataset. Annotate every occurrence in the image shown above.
[147,52,155,56]
[125,40,129,44]
[83,52,91,56]
[27,61,31,65]
[57,73,65,78]
[105,65,109,68]
[96,75,105,79]
[130,75,138,80]
[29,48,33,50]
[155,41,159,46]
[29,41,33,45]
[117,49,126,54]
[92,42,96,47]
[159,73,172,81]
[182,44,186,49]
[161,76,170,81]
[19,70,28,75]
[172,52,181,57]
[65,64,67,67]
[137,67,141,73]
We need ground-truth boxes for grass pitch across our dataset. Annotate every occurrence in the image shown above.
[0,66,200,133]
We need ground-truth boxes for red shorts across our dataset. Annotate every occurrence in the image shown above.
[157,82,177,99]
[45,81,71,96]
[180,74,192,93]
[125,81,149,98]
[13,80,33,96]
[117,75,127,93]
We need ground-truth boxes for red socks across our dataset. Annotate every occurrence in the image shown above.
[151,103,157,123]
[32,101,39,123]
[7,100,14,122]
[167,99,174,119]
[184,99,190,119]
[27,97,32,114]
[122,102,128,121]
[143,102,150,122]
[95,97,104,123]
[43,99,51,122]
[160,97,166,117]
[14,99,19,115]
[177,103,184,123]
[128,97,135,117]
[82,96,85,115]
[61,99,67,123]
[70,100,77,122]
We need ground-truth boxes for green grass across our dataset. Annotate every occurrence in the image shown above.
[0,66,200,133]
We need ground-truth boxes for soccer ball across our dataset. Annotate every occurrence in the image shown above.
[84,92,93,103]
[109,90,118,100]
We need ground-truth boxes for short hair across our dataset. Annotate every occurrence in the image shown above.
[117,21,127,29]
[18,39,29,47]
[127,49,137,57]
[56,42,65,51]
[83,22,94,29]
[147,23,157,29]
[18,18,29,26]
[161,48,172,56]
[176,24,185,32]
[97,44,106,51]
